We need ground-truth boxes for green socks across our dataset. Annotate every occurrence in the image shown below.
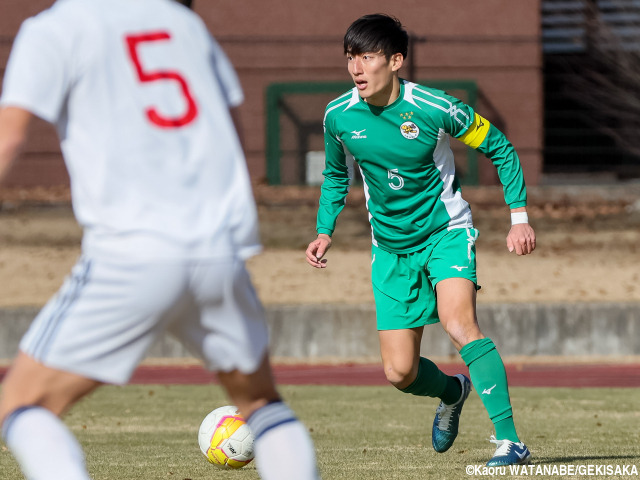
[399,356,462,405]
[397,339,521,443]
[460,338,520,442]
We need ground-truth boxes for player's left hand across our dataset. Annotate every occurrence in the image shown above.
[506,223,536,255]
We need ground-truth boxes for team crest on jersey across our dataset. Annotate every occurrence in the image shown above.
[400,121,419,139]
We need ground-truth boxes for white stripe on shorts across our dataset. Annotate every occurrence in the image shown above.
[28,257,91,360]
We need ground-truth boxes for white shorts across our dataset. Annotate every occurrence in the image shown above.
[20,255,269,384]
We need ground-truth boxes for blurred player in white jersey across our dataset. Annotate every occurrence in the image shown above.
[0,1,321,479]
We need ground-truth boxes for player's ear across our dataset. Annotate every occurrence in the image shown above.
[390,53,404,72]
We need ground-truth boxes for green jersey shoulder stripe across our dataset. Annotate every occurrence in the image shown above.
[323,89,358,126]
[405,83,471,129]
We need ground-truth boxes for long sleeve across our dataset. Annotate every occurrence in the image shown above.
[457,111,527,208]
[316,113,351,236]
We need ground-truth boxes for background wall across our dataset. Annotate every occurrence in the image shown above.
[0,0,542,187]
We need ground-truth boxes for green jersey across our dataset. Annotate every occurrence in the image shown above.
[317,80,527,253]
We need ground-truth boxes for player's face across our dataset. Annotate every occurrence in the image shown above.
[347,51,403,106]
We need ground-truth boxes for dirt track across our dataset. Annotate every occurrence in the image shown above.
[1,185,640,307]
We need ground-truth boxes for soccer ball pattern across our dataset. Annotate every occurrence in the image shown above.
[198,405,255,469]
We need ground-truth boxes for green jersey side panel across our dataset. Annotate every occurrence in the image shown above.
[317,80,527,253]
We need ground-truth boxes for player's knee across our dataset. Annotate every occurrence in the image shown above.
[383,362,415,389]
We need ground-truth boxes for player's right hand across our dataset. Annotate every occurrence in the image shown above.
[305,234,332,268]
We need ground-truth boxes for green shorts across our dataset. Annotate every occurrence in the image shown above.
[371,227,479,330]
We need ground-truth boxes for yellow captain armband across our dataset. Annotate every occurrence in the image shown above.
[458,113,491,149]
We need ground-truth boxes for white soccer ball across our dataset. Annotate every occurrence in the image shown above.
[198,405,255,469]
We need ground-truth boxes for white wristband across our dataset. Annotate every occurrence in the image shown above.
[511,211,529,225]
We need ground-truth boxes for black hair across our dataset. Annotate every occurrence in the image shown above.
[343,14,409,59]
[174,0,193,9]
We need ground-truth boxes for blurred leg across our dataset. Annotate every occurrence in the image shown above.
[1,352,101,480]
[216,353,279,418]
[217,354,320,480]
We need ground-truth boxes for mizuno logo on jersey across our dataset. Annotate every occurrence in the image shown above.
[450,265,468,271]
[351,129,367,139]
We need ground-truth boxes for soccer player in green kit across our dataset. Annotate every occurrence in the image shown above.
[305,14,535,466]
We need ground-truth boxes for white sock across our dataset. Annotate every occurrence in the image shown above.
[247,401,320,480]
[2,406,90,480]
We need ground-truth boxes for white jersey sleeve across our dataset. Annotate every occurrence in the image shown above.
[0,0,260,261]
[0,15,72,122]
[208,35,244,108]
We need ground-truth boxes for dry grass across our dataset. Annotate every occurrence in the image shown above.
[1,384,639,479]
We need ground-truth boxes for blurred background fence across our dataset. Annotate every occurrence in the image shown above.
[543,0,640,182]
[3,1,640,190]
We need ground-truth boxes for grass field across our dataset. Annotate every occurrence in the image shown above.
[1,384,639,479]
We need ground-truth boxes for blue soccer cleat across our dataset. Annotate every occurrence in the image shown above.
[486,436,532,466]
[431,373,471,453]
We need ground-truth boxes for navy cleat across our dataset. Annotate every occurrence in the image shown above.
[431,373,471,453]
[486,436,532,466]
